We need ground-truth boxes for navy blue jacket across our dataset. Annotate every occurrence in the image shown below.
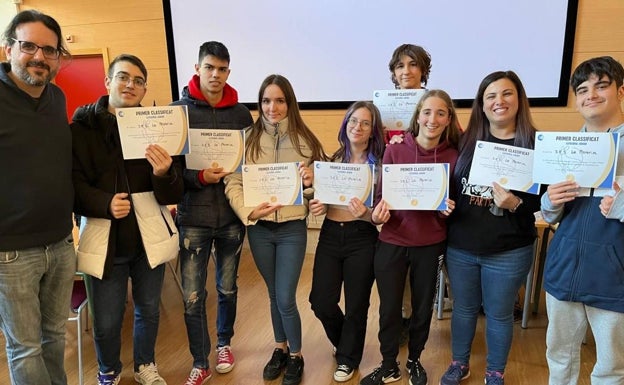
[541,124,624,313]
[170,80,253,228]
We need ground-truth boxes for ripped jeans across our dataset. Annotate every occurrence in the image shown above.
[179,222,245,368]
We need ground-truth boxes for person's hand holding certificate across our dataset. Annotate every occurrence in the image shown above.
[468,140,539,194]
[533,131,619,188]
[242,162,303,207]
[313,161,374,206]
[185,129,245,172]
[382,163,449,210]
[116,105,190,159]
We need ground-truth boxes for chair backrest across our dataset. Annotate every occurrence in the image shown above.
[70,279,88,313]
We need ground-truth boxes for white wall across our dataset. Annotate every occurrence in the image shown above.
[0,0,18,43]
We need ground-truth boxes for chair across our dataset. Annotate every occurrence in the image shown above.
[68,275,89,385]
[167,206,183,295]
[522,221,556,328]
[436,266,452,320]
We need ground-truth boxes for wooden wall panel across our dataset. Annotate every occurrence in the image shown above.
[575,0,624,53]
[21,0,164,25]
[16,0,624,144]
[20,0,171,105]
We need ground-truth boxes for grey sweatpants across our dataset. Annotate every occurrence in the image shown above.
[546,293,624,385]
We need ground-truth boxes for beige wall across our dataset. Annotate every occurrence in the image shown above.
[15,0,624,154]
[0,0,18,38]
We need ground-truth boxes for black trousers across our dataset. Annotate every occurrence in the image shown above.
[309,219,378,367]
[374,240,445,367]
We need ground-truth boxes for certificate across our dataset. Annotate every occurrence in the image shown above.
[373,89,426,131]
[382,163,449,210]
[116,105,190,159]
[185,129,244,172]
[313,161,374,207]
[533,132,619,188]
[580,131,624,197]
[468,141,540,194]
[242,162,303,207]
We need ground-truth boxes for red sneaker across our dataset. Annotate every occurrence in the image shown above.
[183,367,212,385]
[216,345,235,374]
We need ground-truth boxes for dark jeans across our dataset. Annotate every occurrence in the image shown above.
[179,222,245,368]
[374,240,445,367]
[86,253,165,373]
[247,220,307,353]
[309,219,377,368]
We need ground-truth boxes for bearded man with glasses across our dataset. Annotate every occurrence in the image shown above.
[0,9,76,385]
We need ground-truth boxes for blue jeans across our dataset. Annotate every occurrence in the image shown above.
[179,222,245,368]
[446,244,533,372]
[0,234,76,385]
[247,220,307,353]
[86,253,165,374]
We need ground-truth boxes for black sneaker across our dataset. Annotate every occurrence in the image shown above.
[407,359,427,385]
[360,363,401,385]
[334,364,355,382]
[263,348,289,380]
[282,355,304,385]
[399,317,410,346]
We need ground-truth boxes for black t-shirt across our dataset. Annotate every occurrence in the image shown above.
[447,135,539,254]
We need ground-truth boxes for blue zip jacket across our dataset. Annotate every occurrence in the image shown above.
[541,123,624,313]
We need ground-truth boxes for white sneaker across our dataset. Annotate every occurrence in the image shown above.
[134,363,167,385]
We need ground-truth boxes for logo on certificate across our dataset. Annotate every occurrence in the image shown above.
[566,174,575,181]
[499,177,508,185]
[270,196,277,203]
[411,199,418,206]
[211,162,220,168]
[339,195,346,202]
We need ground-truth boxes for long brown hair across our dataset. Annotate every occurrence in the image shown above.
[406,89,461,148]
[246,74,326,163]
[455,70,537,176]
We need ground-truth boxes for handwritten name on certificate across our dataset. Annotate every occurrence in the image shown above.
[382,163,449,210]
[373,89,426,131]
[468,141,539,194]
[242,162,303,207]
[533,132,619,188]
[185,129,244,172]
[116,105,190,159]
[313,162,374,207]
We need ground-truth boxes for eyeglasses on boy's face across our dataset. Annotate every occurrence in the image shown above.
[113,73,146,88]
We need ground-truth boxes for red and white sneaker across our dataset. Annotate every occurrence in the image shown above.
[183,367,212,385]
[215,345,235,374]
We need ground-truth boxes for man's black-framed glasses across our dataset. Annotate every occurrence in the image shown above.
[11,38,60,60]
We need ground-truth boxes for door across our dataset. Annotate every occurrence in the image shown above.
[55,49,109,122]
